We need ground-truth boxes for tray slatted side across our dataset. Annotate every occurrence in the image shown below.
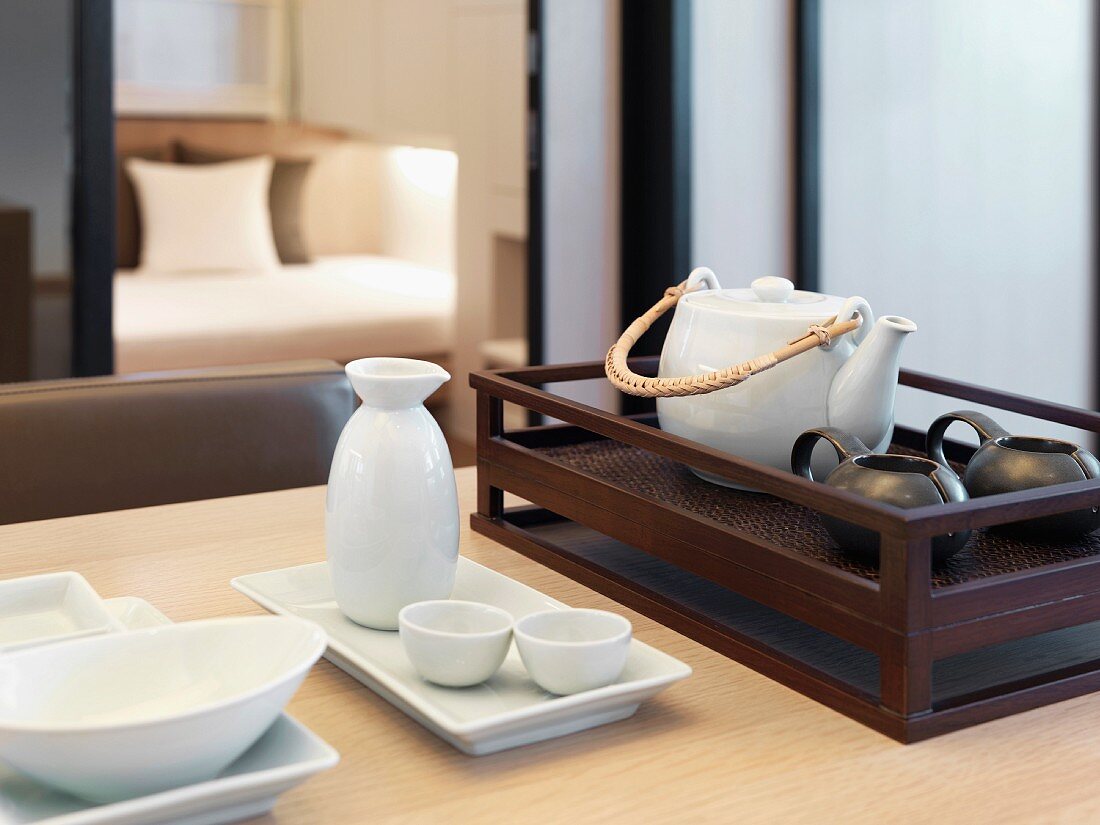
[538,439,1100,589]
[520,517,1100,703]
[485,511,1100,740]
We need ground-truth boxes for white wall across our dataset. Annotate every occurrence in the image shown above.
[0,0,71,276]
[297,0,454,149]
[296,0,383,137]
[296,0,525,443]
[542,0,621,413]
[449,0,528,441]
[692,0,793,286]
[379,147,457,272]
[820,0,1093,445]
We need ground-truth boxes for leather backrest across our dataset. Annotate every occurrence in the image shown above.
[0,360,354,525]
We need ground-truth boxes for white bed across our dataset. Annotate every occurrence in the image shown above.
[113,255,455,374]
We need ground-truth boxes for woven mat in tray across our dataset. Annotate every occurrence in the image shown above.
[539,439,1100,588]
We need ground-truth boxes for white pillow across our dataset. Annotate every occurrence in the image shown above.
[126,156,280,272]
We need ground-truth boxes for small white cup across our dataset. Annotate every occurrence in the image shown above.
[514,609,632,695]
[398,600,513,688]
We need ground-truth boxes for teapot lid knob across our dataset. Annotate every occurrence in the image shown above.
[751,276,794,303]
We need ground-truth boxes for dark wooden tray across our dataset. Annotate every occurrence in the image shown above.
[470,357,1100,742]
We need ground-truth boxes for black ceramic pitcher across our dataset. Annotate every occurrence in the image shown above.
[792,427,971,565]
[926,410,1100,539]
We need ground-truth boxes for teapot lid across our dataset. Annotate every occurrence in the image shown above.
[684,275,848,319]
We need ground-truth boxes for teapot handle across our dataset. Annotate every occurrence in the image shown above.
[792,427,870,483]
[833,296,874,348]
[685,266,721,292]
[606,275,863,398]
[926,411,1009,467]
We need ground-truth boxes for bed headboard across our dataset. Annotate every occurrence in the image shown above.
[115,117,457,272]
[116,117,348,158]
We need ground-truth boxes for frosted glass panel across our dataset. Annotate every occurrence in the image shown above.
[0,0,74,378]
[820,0,1093,445]
[691,0,792,286]
[115,0,283,116]
[0,0,71,277]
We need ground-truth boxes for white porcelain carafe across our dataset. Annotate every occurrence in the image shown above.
[657,269,917,486]
[325,358,459,630]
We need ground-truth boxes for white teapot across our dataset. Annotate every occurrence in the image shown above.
[628,268,916,487]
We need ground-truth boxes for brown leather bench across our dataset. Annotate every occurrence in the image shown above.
[0,360,354,525]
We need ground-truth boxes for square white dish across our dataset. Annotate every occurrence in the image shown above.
[0,573,121,653]
[0,597,338,825]
[231,558,691,755]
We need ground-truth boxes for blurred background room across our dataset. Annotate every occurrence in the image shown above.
[1,0,534,466]
[0,0,1093,460]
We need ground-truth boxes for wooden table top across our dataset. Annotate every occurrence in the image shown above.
[4,467,1100,823]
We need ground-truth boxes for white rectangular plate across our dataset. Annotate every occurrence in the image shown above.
[0,598,338,825]
[232,558,691,755]
[0,573,121,653]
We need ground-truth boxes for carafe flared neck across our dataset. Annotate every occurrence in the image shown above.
[345,358,451,409]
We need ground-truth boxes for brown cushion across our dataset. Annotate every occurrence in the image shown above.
[117,145,173,268]
[176,141,313,264]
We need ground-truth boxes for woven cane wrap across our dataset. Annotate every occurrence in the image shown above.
[605,280,862,398]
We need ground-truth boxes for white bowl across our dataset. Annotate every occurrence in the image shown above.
[514,609,632,695]
[0,572,123,652]
[0,615,326,803]
[399,600,513,687]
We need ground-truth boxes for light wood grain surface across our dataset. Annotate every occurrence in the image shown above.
[3,468,1100,824]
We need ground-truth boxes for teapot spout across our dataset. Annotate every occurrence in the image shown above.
[827,315,917,450]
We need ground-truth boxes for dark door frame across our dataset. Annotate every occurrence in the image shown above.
[618,0,692,414]
[526,0,543,371]
[526,0,691,413]
[72,0,115,376]
[1094,2,1100,414]
[794,0,820,293]
[524,0,543,425]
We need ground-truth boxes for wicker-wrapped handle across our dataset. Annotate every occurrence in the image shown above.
[605,271,863,398]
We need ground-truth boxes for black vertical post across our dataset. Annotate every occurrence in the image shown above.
[526,0,543,370]
[620,0,692,415]
[1093,0,1100,439]
[525,0,543,425]
[72,0,115,376]
[795,0,821,293]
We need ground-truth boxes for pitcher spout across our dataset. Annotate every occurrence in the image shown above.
[826,315,917,450]
[346,357,451,409]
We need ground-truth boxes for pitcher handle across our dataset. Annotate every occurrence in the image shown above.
[792,427,870,482]
[926,411,1009,467]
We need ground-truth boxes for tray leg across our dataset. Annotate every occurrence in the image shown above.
[879,535,933,721]
[478,459,504,518]
[880,632,932,720]
[477,392,504,519]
